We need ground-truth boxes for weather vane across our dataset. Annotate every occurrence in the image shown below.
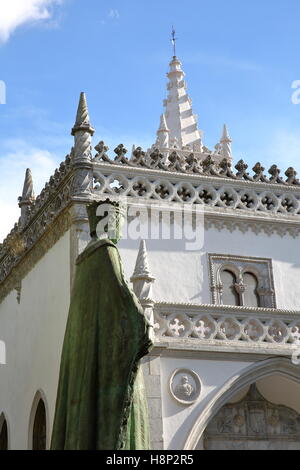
[171,26,177,57]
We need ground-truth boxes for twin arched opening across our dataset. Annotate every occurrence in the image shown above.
[220,269,260,308]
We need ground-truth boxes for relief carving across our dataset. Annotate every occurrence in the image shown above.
[204,383,300,450]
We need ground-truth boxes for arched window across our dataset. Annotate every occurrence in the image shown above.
[0,414,8,450]
[32,399,47,450]
[209,254,276,308]
[243,272,260,308]
[221,270,240,306]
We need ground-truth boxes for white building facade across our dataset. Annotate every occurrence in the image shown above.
[1,55,300,450]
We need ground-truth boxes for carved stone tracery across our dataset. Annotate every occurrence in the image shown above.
[154,302,300,347]
[203,383,300,450]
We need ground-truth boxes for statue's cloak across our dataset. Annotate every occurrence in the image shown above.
[51,239,153,450]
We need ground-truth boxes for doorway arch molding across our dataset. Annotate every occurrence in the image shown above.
[184,357,300,450]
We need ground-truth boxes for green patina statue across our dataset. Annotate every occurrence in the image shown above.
[51,200,153,450]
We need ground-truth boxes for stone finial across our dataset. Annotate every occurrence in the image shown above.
[71,92,95,137]
[71,92,95,194]
[285,167,300,185]
[201,155,216,175]
[114,144,128,163]
[131,240,155,328]
[252,162,269,182]
[18,169,35,225]
[220,124,232,160]
[269,164,284,184]
[155,114,170,149]
[235,160,249,179]
[131,240,155,299]
[94,140,110,162]
[219,158,236,178]
[131,147,147,166]
[71,92,95,164]
[132,240,153,278]
[20,168,35,203]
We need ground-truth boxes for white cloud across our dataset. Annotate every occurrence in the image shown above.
[0,140,58,242]
[108,9,120,20]
[0,0,62,43]
[101,8,120,24]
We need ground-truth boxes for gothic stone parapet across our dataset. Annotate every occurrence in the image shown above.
[154,302,300,355]
[92,160,300,238]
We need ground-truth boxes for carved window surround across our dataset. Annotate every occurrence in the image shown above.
[208,254,276,308]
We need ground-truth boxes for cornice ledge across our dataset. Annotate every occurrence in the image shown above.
[154,301,300,315]
[205,210,300,237]
[152,337,298,356]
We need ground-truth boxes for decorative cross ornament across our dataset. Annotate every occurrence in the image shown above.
[171,27,177,57]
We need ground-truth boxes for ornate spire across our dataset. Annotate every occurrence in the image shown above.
[154,56,203,151]
[71,92,95,195]
[220,124,232,160]
[131,240,155,299]
[20,168,35,202]
[131,240,154,280]
[131,240,155,328]
[71,92,95,163]
[72,92,94,136]
[155,114,170,149]
[18,168,35,225]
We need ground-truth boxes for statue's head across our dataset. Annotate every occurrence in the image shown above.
[181,376,189,384]
[87,199,126,244]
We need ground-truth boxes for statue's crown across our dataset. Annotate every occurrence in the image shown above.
[87,199,126,244]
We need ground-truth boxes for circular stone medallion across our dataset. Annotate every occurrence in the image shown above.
[169,369,201,406]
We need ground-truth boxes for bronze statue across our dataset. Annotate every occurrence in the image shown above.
[51,200,153,450]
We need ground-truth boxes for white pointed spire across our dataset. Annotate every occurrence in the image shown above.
[131,240,155,300]
[131,240,154,280]
[155,114,170,149]
[131,240,155,328]
[71,92,95,163]
[220,124,232,160]
[18,168,35,225]
[154,56,203,151]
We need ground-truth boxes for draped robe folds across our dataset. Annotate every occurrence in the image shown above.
[50,239,153,450]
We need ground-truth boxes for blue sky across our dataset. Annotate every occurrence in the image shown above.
[0,0,300,240]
